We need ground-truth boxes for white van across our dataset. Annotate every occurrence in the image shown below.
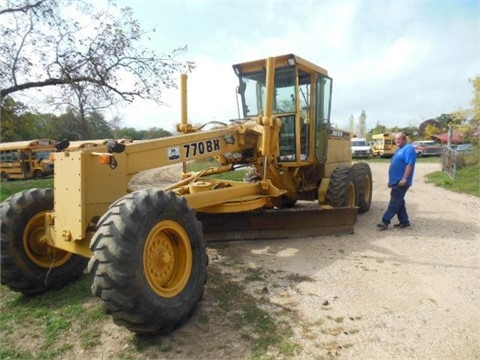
[351,138,372,158]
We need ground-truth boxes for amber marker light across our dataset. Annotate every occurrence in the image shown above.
[99,154,111,165]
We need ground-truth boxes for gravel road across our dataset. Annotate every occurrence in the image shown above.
[127,161,480,359]
[207,161,480,359]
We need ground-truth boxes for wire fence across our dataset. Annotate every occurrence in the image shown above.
[442,147,471,178]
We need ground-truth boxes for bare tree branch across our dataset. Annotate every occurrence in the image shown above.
[0,0,45,16]
[0,0,195,107]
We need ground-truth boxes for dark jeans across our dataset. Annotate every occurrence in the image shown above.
[382,185,410,225]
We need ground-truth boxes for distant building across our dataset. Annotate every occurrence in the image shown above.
[431,132,463,144]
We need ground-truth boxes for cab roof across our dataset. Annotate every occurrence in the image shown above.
[232,54,329,77]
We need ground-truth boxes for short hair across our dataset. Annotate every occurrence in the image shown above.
[395,132,407,140]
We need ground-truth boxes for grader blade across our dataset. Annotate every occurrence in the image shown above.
[198,205,358,242]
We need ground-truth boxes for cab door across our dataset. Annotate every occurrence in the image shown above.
[315,75,332,162]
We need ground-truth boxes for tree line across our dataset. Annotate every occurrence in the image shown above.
[0,97,172,142]
[346,76,479,143]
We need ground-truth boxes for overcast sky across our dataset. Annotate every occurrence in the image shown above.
[109,0,478,132]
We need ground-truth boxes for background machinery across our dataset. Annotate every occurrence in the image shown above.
[1,54,372,334]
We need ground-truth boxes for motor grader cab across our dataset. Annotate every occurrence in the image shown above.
[1,54,372,335]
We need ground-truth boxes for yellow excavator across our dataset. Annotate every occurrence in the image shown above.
[0,54,372,334]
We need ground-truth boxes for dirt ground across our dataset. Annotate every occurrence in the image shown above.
[5,161,476,359]
[123,161,480,359]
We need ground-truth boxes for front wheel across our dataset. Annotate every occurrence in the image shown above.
[0,188,87,295]
[88,189,207,334]
[352,163,373,213]
[326,167,357,208]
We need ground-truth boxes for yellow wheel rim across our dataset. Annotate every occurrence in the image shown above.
[364,175,372,204]
[23,211,72,268]
[144,220,193,298]
[348,181,356,207]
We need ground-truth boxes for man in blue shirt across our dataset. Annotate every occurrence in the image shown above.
[377,132,416,230]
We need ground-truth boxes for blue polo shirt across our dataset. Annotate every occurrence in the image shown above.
[388,144,416,187]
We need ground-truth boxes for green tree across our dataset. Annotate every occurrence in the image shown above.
[357,110,367,138]
[145,127,173,139]
[419,119,442,137]
[37,113,63,140]
[88,111,114,139]
[401,126,419,140]
[424,123,441,138]
[371,121,387,135]
[47,108,115,140]
[0,97,22,141]
[115,127,143,140]
[348,115,355,135]
[436,113,454,129]
[0,97,52,141]
[50,109,81,140]
[471,75,480,121]
[440,76,480,143]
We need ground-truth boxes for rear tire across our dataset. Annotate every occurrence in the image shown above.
[1,172,9,181]
[326,167,357,208]
[0,188,87,295]
[88,189,207,334]
[352,163,372,213]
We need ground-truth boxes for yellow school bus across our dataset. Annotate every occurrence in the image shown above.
[0,139,56,181]
[372,133,398,157]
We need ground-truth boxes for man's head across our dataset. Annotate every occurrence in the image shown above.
[395,132,408,148]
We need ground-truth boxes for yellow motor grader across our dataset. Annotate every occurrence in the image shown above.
[0,54,372,334]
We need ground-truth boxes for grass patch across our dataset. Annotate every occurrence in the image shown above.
[187,159,249,181]
[426,164,480,196]
[0,274,107,359]
[0,178,53,202]
[1,259,301,359]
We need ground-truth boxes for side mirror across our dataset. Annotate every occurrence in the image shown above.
[107,140,126,154]
[55,140,70,151]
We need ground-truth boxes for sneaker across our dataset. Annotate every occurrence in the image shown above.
[377,223,388,231]
[393,223,410,228]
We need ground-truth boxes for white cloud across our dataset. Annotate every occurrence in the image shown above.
[376,38,428,78]
[186,56,239,123]
[118,55,239,131]
[98,0,480,132]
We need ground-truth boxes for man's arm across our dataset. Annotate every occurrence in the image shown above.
[401,164,413,183]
